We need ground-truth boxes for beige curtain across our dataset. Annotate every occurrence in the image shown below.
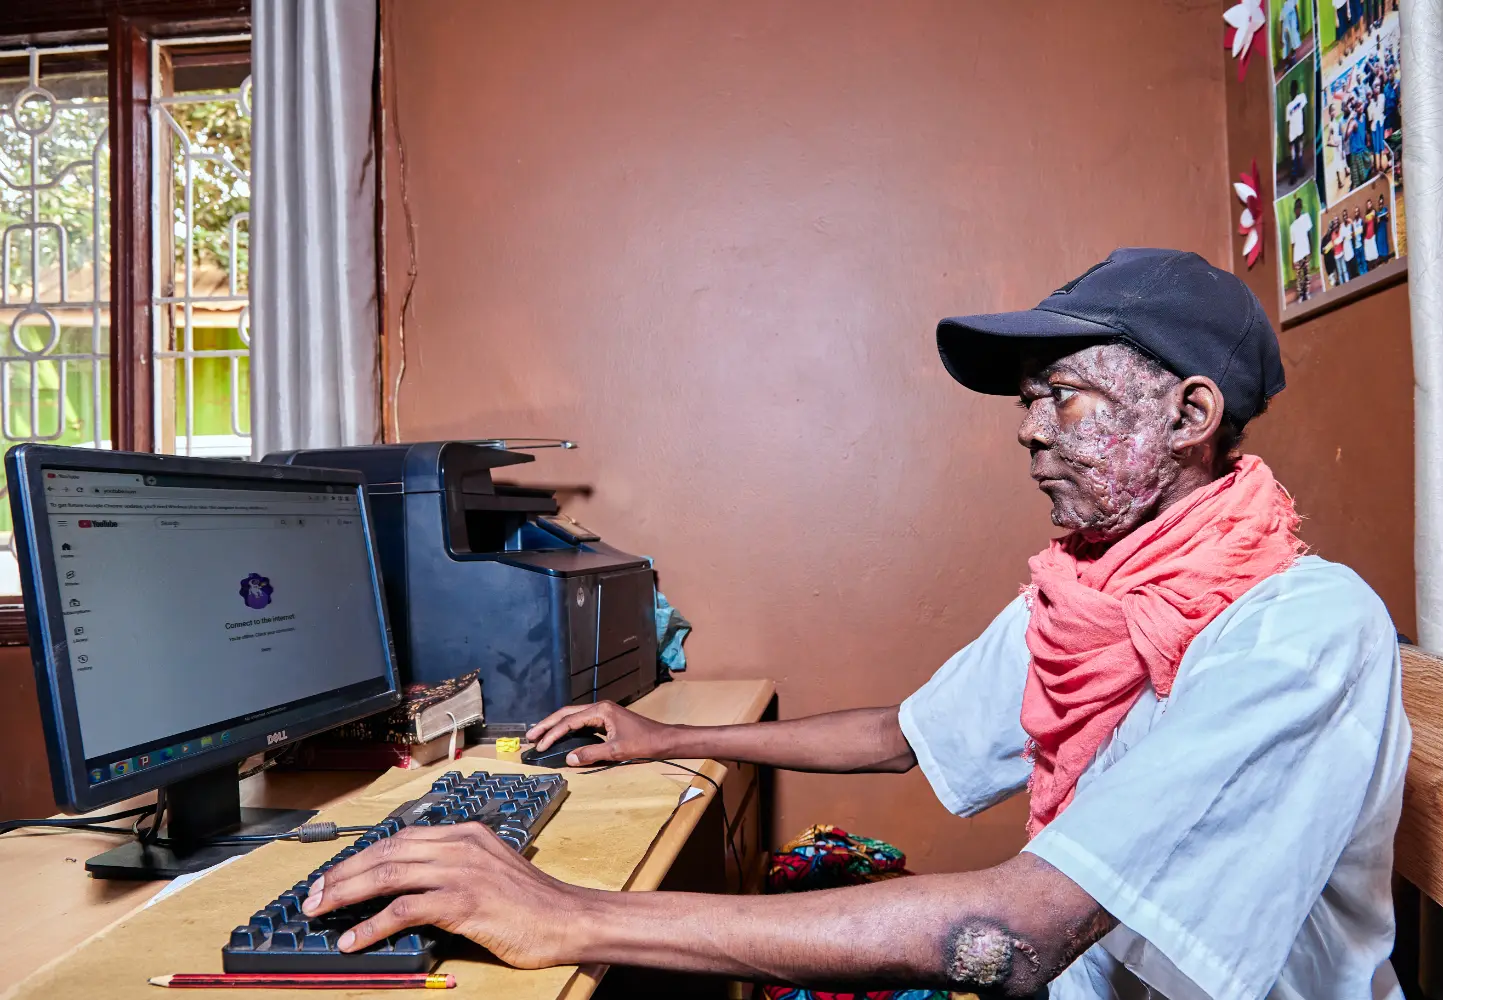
[1401,0,1442,653]
[250,0,380,457]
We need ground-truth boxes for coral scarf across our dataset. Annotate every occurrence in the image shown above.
[1020,456,1304,838]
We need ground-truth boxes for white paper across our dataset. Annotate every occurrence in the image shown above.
[677,786,705,806]
[143,853,244,907]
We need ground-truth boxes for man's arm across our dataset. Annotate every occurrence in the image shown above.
[303,824,1115,996]
[526,701,916,773]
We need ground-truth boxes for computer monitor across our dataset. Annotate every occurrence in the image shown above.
[6,444,401,879]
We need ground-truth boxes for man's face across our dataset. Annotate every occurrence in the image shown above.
[1017,343,1180,541]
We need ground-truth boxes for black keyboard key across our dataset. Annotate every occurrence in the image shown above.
[271,922,308,949]
[248,911,278,935]
[228,925,264,950]
[300,930,335,952]
[391,933,426,953]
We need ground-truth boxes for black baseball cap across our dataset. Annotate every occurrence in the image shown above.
[936,248,1284,426]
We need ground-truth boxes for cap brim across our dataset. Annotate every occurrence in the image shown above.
[936,307,1120,395]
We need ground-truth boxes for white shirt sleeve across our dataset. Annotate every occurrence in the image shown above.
[898,596,1032,817]
[1024,562,1404,1000]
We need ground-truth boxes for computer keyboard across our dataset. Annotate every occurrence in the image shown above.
[222,770,568,973]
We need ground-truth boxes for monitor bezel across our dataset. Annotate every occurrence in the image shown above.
[6,444,402,814]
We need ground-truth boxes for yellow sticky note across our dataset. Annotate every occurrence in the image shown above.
[495,737,521,753]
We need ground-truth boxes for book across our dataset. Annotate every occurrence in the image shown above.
[286,730,468,771]
[327,671,484,745]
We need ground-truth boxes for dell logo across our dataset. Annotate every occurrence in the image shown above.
[266,730,289,746]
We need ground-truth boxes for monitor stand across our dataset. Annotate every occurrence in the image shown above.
[85,763,315,881]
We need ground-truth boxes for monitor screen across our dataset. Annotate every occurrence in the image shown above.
[37,464,394,791]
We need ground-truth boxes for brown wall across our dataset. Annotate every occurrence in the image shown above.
[382,0,1235,873]
[0,646,53,820]
[0,1,1416,862]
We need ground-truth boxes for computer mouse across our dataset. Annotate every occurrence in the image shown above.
[520,728,607,768]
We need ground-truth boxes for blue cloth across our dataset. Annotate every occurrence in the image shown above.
[654,588,691,672]
[643,557,692,672]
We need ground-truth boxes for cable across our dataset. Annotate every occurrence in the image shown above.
[134,790,166,845]
[236,747,291,781]
[583,758,745,890]
[0,803,156,837]
[198,824,373,847]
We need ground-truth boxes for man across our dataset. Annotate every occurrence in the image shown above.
[1278,0,1302,69]
[1287,196,1314,302]
[1284,78,1308,182]
[1323,216,1342,285]
[305,250,1409,999]
[1340,207,1358,279]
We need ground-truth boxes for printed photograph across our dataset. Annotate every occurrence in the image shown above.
[1318,172,1398,290]
[1274,57,1318,199]
[1317,0,1394,65]
[1275,178,1324,307]
[1273,0,1317,75]
[1318,11,1400,203]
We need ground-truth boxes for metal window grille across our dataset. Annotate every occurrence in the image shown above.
[0,37,253,594]
[151,36,252,459]
[0,44,112,594]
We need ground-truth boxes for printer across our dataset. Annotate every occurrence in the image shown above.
[261,441,659,726]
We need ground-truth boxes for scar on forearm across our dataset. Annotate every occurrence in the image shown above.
[943,918,1042,990]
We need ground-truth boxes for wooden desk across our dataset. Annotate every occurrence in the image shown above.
[0,679,775,998]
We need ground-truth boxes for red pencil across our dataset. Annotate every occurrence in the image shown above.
[148,972,455,989]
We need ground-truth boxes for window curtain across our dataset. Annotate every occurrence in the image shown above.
[250,0,380,457]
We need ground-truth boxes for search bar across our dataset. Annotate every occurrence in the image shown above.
[156,515,318,530]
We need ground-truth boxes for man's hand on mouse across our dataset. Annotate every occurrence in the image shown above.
[525,702,676,766]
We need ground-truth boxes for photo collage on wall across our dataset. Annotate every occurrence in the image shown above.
[1271,0,1404,313]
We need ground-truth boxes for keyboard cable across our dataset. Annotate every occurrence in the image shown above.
[582,757,746,891]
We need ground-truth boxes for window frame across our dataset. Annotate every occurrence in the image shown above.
[0,0,252,643]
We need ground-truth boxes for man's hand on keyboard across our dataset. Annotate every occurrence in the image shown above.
[301,822,581,969]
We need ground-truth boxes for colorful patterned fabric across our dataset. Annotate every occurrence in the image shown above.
[759,825,954,1000]
[760,989,948,1000]
[766,824,909,894]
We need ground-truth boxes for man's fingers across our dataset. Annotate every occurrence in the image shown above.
[305,832,464,915]
[307,853,462,919]
[565,741,621,766]
[336,891,448,953]
[533,710,612,752]
[526,704,596,742]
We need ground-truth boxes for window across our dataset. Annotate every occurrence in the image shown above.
[0,2,253,637]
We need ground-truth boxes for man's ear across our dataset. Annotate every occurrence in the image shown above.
[1171,376,1225,455]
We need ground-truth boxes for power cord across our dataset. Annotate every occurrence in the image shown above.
[583,757,746,890]
[0,804,157,837]
[3,751,358,847]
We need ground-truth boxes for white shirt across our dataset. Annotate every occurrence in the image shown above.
[899,556,1408,1000]
[1289,212,1313,263]
[1285,93,1308,142]
[1340,222,1356,259]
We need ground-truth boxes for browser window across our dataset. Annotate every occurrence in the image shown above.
[42,468,389,779]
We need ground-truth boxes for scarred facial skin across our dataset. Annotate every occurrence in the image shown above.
[1018,342,1223,543]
